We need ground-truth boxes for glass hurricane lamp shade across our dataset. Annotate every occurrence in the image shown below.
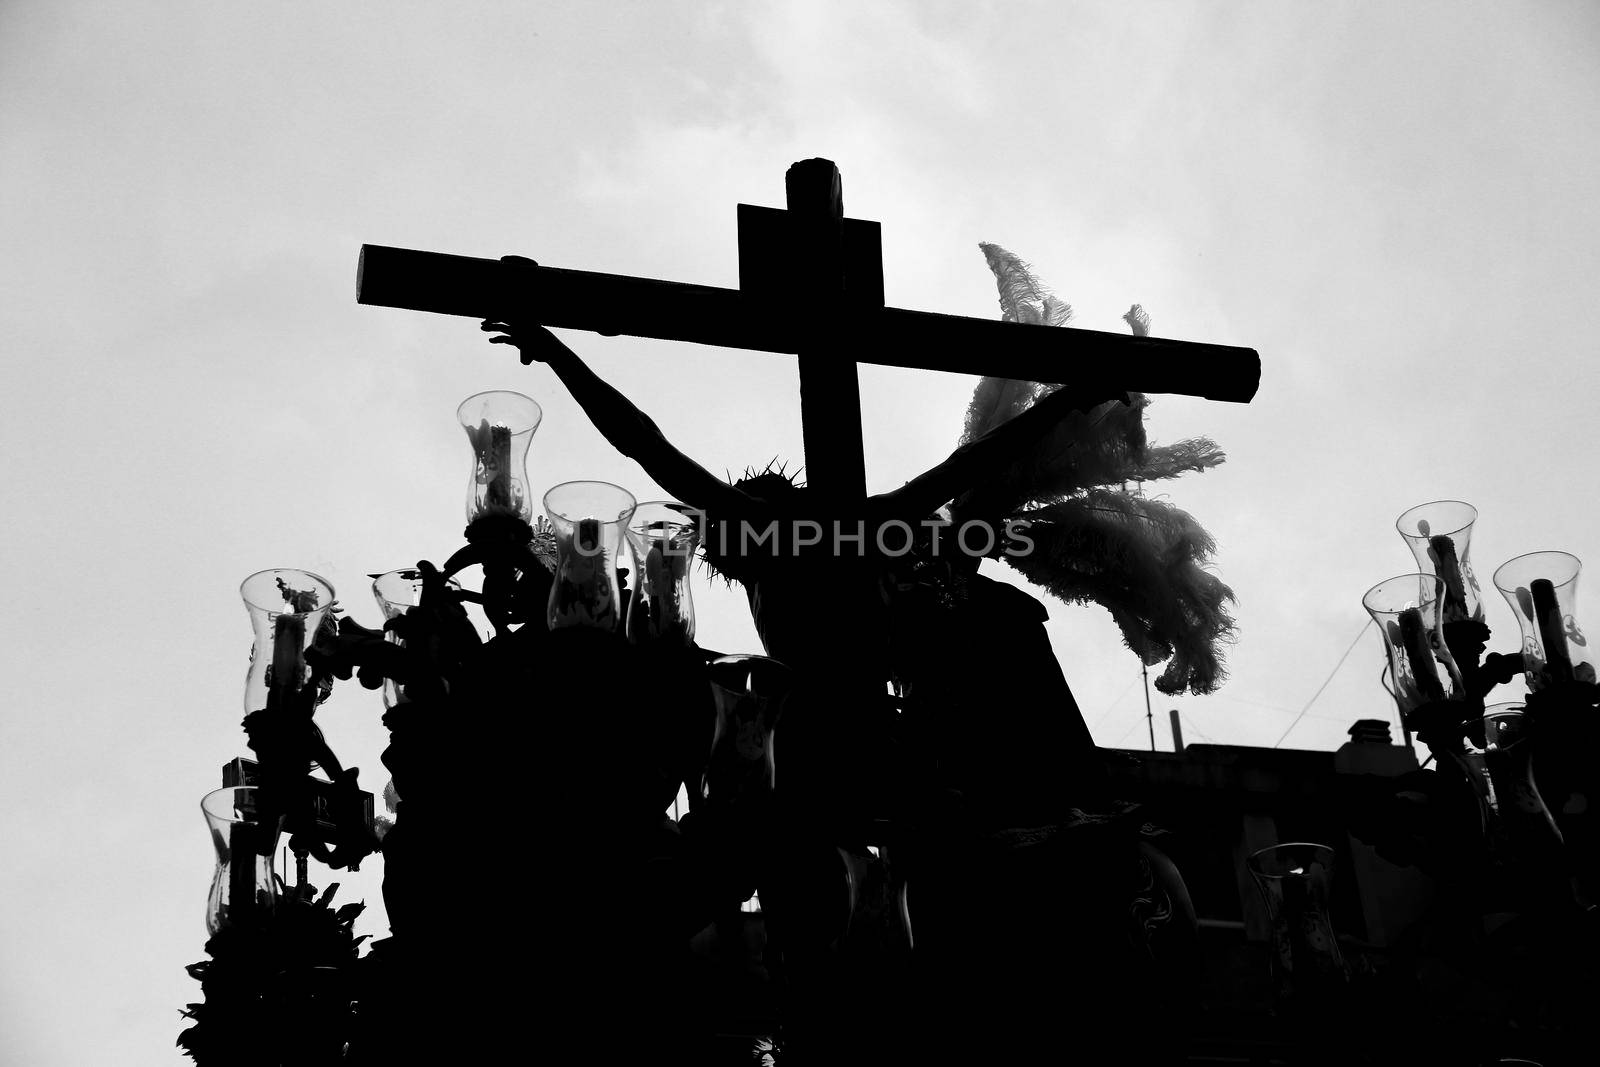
[543,480,636,632]
[1492,551,1596,691]
[1453,704,1566,873]
[370,568,460,708]
[1246,843,1350,1009]
[241,569,336,716]
[458,390,542,525]
[701,655,794,806]
[1363,573,1466,735]
[624,501,701,645]
[202,786,285,936]
[836,838,916,959]
[371,569,425,709]
[1396,500,1485,623]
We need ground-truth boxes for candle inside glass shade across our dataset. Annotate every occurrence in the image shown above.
[1364,573,1465,738]
[1396,500,1484,623]
[1396,606,1445,703]
[1245,843,1350,1006]
[269,581,319,701]
[476,423,513,507]
[241,569,335,716]
[543,480,636,632]
[457,391,542,525]
[1456,704,1566,872]
[625,501,701,645]
[702,655,794,805]
[1493,551,1596,690]
[202,786,284,935]
[372,569,427,708]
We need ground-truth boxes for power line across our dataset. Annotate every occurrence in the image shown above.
[1206,693,1369,723]
[1273,618,1375,748]
[1089,671,1144,732]
[1111,718,1147,748]
[1178,711,1216,744]
[1216,693,1304,716]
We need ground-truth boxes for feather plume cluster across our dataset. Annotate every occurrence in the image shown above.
[961,244,1076,443]
[980,242,1075,329]
[952,245,1236,696]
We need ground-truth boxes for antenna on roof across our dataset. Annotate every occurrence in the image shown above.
[1126,477,1157,752]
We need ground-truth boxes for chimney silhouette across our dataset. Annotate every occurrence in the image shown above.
[1347,719,1393,745]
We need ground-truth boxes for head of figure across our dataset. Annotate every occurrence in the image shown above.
[699,462,807,587]
[731,466,805,506]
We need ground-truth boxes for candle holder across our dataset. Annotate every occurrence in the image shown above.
[1454,704,1566,882]
[702,655,793,807]
[371,569,424,709]
[442,392,551,638]
[458,390,542,525]
[240,569,336,717]
[1364,572,1467,748]
[1492,551,1596,691]
[370,568,462,708]
[1246,843,1350,1012]
[544,480,636,632]
[1396,500,1485,624]
[202,786,285,936]
[838,832,915,957]
[624,501,701,646]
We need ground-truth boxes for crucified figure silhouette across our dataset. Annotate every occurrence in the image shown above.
[482,310,1123,825]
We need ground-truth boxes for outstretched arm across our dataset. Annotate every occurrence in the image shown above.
[873,383,1129,522]
[482,313,748,518]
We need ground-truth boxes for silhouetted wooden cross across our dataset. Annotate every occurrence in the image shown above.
[356,158,1259,500]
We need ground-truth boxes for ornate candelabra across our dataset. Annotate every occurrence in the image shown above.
[1345,501,1600,1061]
[1361,504,1600,895]
[179,373,818,1063]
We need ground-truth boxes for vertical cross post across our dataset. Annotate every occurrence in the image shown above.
[786,159,868,502]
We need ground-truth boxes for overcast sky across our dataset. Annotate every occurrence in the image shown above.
[3,1,1598,1062]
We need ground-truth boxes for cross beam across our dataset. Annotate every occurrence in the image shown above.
[357,160,1260,494]
[357,240,1260,395]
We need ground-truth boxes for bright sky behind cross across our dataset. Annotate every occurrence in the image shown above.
[2,2,1598,1062]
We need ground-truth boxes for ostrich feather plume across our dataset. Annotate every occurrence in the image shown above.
[953,246,1236,696]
